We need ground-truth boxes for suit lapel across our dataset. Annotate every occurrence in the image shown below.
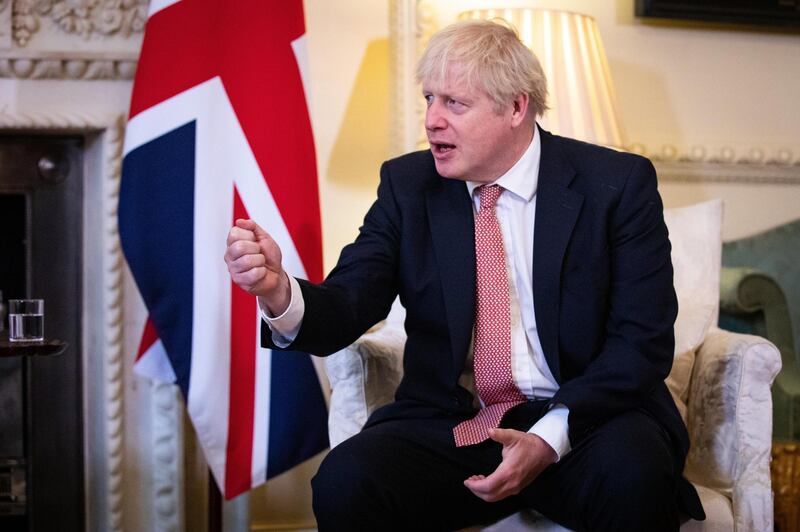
[533,130,583,383]
[426,178,476,379]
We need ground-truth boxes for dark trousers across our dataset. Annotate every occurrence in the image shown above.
[312,402,685,532]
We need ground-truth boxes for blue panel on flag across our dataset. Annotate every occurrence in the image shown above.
[266,351,329,478]
[119,121,196,397]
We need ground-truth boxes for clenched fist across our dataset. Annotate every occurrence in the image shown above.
[224,218,291,316]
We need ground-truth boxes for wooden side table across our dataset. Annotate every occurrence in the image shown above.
[773,441,800,532]
[0,333,67,357]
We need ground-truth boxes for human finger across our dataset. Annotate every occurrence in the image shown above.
[235,218,255,230]
[227,224,257,246]
[488,428,518,446]
[230,266,268,291]
[464,465,513,502]
[227,252,266,274]
[236,218,271,241]
[225,240,261,262]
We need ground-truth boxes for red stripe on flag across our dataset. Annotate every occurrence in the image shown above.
[136,316,160,361]
[225,187,257,498]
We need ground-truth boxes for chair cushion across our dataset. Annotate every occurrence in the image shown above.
[324,323,406,447]
[681,484,733,532]
[663,199,724,421]
[474,483,732,531]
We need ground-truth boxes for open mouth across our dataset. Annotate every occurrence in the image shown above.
[432,143,456,154]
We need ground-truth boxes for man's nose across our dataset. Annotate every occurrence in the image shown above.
[425,101,447,131]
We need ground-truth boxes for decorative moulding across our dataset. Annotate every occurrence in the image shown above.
[10,0,147,46]
[0,110,185,532]
[388,0,435,157]
[1,1,11,50]
[389,0,800,186]
[0,52,138,79]
[151,381,185,532]
[0,0,143,80]
[630,144,800,184]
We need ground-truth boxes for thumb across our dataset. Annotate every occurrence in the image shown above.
[488,428,517,446]
[235,218,269,240]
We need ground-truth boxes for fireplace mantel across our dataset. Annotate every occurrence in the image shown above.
[0,0,143,80]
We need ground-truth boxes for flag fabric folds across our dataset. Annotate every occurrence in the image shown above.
[118,0,329,499]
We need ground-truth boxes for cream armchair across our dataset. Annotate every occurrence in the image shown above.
[324,200,782,531]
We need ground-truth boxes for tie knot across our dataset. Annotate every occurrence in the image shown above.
[478,185,503,212]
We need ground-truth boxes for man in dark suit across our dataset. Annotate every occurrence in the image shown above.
[225,19,704,531]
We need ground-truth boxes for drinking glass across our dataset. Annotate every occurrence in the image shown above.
[8,299,44,342]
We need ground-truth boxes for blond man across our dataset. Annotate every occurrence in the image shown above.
[226,20,705,531]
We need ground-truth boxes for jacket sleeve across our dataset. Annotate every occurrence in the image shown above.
[261,161,402,356]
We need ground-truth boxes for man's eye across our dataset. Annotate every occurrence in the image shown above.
[424,94,433,105]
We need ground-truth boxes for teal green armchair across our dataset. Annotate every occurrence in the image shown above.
[719,219,800,441]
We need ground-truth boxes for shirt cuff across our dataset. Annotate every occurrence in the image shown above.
[258,274,305,347]
[528,404,571,461]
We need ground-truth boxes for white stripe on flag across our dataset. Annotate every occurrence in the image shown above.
[251,310,271,486]
[124,79,210,156]
[133,338,176,382]
[291,35,312,115]
[148,0,182,17]
[190,78,238,487]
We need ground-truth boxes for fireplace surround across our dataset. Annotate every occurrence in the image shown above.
[0,111,189,532]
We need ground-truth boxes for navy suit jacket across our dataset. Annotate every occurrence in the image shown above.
[264,129,699,513]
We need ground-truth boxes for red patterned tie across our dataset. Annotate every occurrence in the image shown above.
[453,185,526,447]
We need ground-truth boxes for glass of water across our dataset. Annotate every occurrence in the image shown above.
[9,299,44,342]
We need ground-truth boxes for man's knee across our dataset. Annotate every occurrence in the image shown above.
[586,467,679,531]
[578,413,681,530]
[311,444,375,528]
[312,435,416,531]
[592,453,674,504]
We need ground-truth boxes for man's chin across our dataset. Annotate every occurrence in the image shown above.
[433,161,467,181]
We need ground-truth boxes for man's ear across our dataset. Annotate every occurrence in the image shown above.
[510,93,530,127]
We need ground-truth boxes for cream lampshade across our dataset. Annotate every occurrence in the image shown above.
[459,8,625,149]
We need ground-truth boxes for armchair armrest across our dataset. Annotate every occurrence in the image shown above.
[720,267,800,441]
[719,267,795,361]
[324,322,406,448]
[685,327,781,531]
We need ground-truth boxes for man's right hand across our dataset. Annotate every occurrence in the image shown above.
[225,218,291,316]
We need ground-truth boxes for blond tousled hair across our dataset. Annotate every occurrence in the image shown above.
[416,19,548,118]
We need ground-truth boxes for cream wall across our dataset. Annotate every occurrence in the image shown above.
[305,0,392,272]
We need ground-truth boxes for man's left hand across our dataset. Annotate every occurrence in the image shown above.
[464,428,557,502]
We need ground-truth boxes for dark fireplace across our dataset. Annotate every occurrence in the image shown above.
[0,135,84,531]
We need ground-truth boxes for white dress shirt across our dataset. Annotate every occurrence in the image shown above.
[462,125,570,460]
[261,125,571,459]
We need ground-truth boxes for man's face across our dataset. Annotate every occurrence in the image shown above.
[423,66,527,183]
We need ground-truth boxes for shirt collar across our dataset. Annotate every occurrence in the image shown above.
[466,123,541,203]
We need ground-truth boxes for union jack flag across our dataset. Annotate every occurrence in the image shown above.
[118,0,329,499]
